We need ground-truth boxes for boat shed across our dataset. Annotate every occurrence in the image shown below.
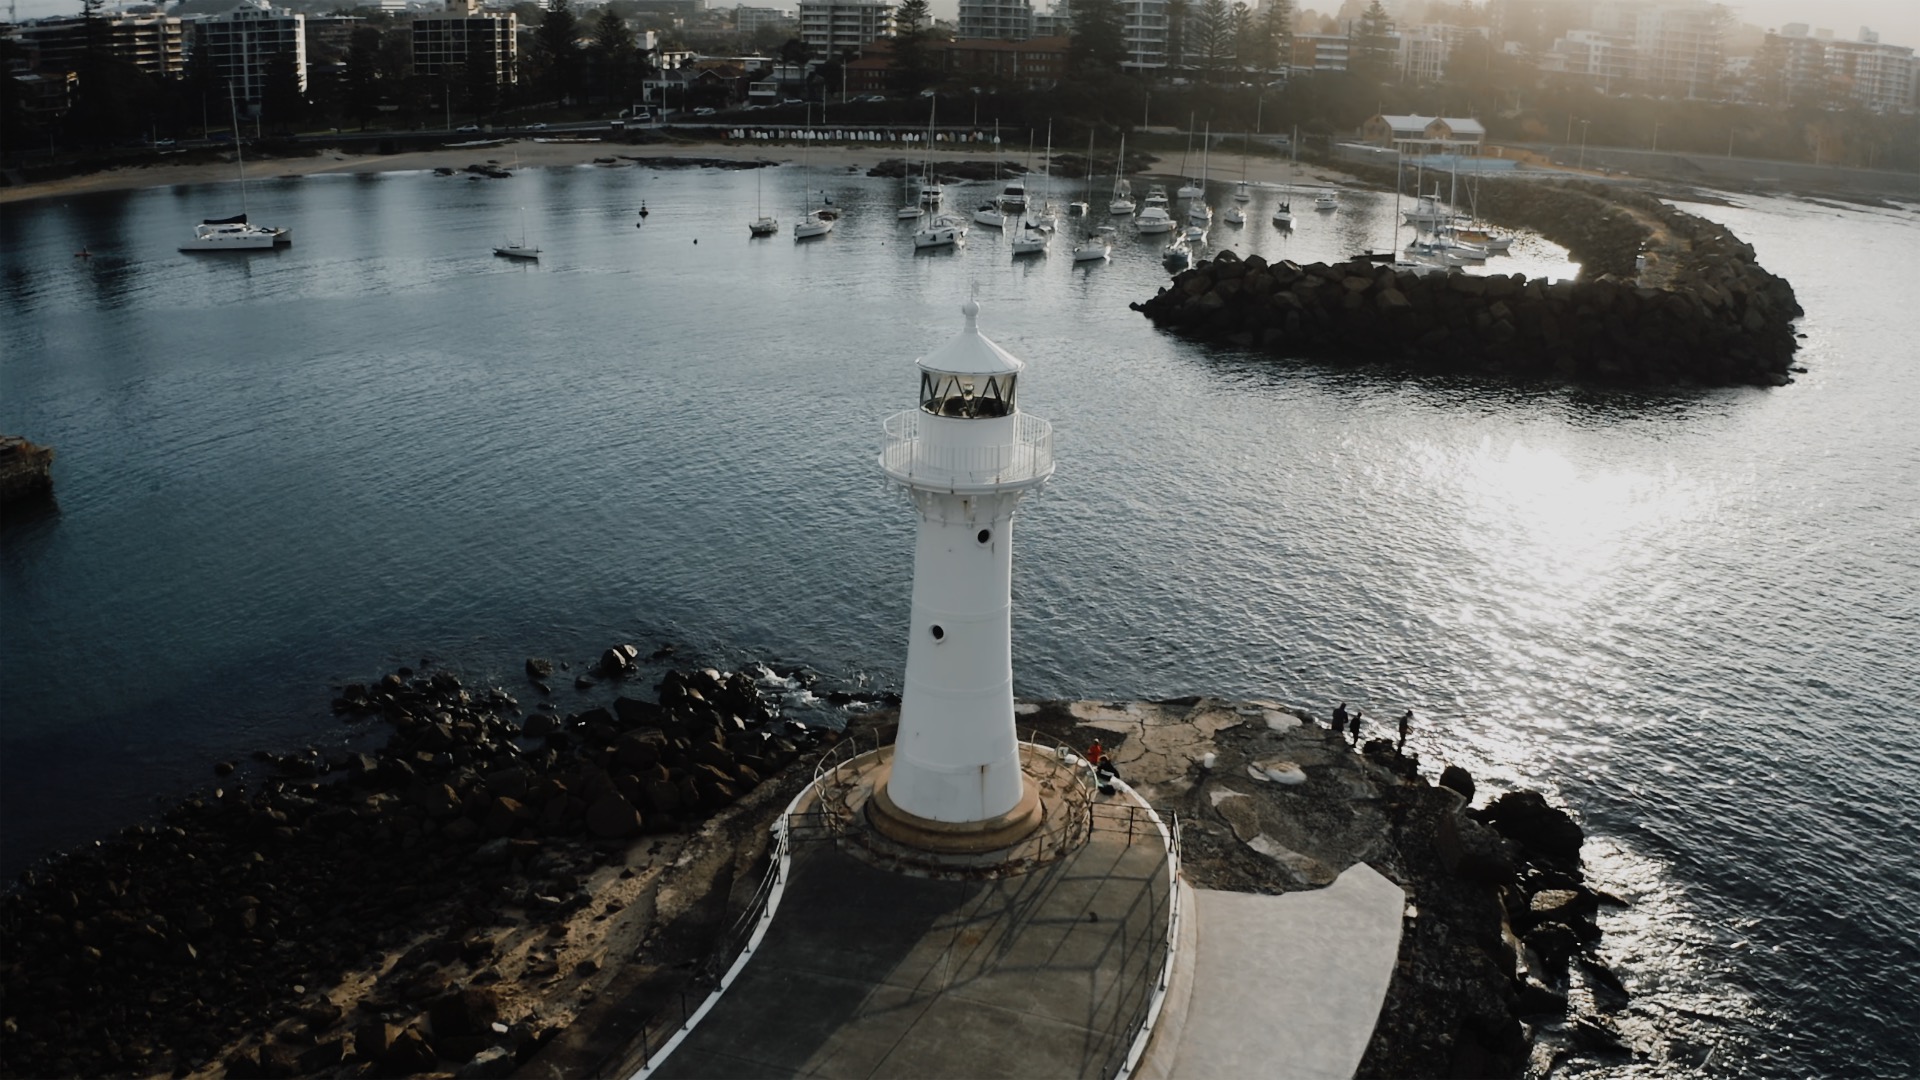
[1360,114,1486,156]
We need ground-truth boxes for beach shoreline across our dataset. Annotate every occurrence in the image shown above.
[0,135,1370,206]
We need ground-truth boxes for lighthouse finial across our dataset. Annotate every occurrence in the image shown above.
[961,296,980,331]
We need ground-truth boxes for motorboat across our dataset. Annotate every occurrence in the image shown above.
[920,182,943,205]
[913,213,967,249]
[1009,218,1049,256]
[1072,225,1114,262]
[1183,223,1207,245]
[897,204,926,220]
[998,178,1028,214]
[1224,204,1245,225]
[1142,185,1169,209]
[1315,192,1339,212]
[973,202,1006,228]
[1187,200,1212,227]
[1272,202,1294,228]
[1135,204,1176,234]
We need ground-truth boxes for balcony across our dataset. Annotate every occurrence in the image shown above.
[880,411,1054,493]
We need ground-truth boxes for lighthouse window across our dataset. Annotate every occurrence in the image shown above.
[931,625,946,641]
[977,529,991,544]
[920,371,1017,419]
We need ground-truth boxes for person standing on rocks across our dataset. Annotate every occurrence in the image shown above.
[1349,709,1363,745]
[1332,702,1350,731]
[1398,709,1414,753]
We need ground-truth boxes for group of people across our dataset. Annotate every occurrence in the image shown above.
[1331,702,1418,753]
[1084,740,1120,794]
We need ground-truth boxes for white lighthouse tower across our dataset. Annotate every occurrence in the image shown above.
[871,300,1055,851]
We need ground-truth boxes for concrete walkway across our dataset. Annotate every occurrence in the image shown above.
[1140,863,1406,1080]
[646,831,1171,1079]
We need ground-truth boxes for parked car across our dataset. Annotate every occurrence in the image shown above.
[527,122,548,130]
[693,107,716,116]
[456,123,480,132]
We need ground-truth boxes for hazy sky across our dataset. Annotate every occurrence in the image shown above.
[8,0,1920,55]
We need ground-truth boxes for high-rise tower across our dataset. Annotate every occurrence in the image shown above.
[871,301,1054,850]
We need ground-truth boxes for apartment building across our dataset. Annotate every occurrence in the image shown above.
[797,0,894,58]
[735,7,796,34]
[1763,25,1916,113]
[411,0,517,88]
[1541,27,1636,87]
[1290,32,1349,73]
[959,0,1033,41]
[8,12,187,79]
[1118,0,1167,72]
[192,1,308,109]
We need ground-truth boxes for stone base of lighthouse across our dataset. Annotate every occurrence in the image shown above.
[866,767,1044,853]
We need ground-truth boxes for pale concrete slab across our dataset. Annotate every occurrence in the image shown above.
[1155,864,1405,1080]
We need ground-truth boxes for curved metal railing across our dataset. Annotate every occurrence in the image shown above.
[879,410,1054,492]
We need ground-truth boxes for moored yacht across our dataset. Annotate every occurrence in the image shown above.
[913,212,967,249]
[1135,203,1176,234]
[182,215,285,252]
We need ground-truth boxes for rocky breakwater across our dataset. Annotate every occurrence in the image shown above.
[1132,206,1802,388]
[1019,699,1634,1077]
[0,654,864,1079]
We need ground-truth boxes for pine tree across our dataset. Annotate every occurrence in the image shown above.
[1257,0,1291,76]
[1195,0,1230,77]
[592,7,637,106]
[535,0,582,105]
[1351,0,1394,81]
[1068,0,1126,73]
[892,0,936,93]
[1165,0,1190,72]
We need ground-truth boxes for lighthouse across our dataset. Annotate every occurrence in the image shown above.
[870,300,1055,851]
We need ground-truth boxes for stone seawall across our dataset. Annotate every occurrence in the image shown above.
[1134,176,1804,387]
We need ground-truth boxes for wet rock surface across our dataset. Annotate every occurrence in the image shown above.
[1132,183,1802,388]
[0,654,881,1079]
[1015,697,1625,1079]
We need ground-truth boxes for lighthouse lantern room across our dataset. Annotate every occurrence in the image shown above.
[871,301,1055,851]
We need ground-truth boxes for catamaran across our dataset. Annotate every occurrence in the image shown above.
[181,86,289,252]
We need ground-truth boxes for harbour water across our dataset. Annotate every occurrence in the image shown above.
[2,161,1916,1077]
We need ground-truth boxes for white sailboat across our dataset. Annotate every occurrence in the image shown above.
[494,206,540,259]
[794,137,834,239]
[1108,134,1135,215]
[749,166,779,236]
[975,121,1008,227]
[1186,123,1212,226]
[1176,115,1203,199]
[1273,131,1295,228]
[181,85,288,252]
[913,212,968,249]
[1071,224,1114,262]
[1069,132,1096,217]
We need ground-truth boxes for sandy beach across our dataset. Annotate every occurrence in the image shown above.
[0,134,1362,206]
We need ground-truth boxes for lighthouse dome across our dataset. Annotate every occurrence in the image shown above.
[916,300,1023,420]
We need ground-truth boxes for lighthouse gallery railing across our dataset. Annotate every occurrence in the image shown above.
[880,411,1054,490]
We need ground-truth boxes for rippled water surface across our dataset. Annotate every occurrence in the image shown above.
[3,162,1916,1076]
